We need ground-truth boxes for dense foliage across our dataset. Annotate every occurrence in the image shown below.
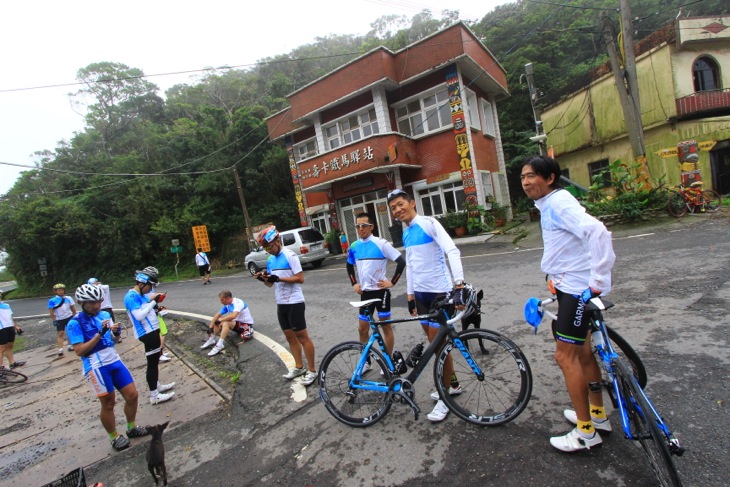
[1,1,725,291]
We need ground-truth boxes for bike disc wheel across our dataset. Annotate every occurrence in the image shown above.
[435,329,532,426]
[698,189,721,213]
[667,192,687,217]
[615,359,683,487]
[318,342,392,427]
[0,369,28,384]
[604,325,647,388]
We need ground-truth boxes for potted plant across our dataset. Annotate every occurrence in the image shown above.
[443,210,467,236]
[491,201,508,227]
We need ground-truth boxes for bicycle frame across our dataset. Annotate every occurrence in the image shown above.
[348,299,478,413]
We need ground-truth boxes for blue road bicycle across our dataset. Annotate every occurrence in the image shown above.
[525,295,685,487]
[318,287,532,427]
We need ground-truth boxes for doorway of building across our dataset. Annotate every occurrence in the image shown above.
[710,141,730,195]
[338,189,393,246]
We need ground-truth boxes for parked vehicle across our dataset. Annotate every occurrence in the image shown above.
[245,227,328,275]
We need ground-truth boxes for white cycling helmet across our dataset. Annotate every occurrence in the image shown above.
[75,284,105,302]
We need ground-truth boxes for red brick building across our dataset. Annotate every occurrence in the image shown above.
[266,22,511,245]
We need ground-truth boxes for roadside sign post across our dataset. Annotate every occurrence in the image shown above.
[171,240,184,279]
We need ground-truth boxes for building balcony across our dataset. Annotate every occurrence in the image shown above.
[675,88,730,120]
[298,133,418,191]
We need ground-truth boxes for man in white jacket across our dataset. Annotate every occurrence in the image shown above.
[521,155,616,452]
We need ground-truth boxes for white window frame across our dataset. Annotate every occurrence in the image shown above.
[394,86,452,138]
[480,98,496,137]
[417,182,465,217]
[322,106,379,151]
[294,137,318,162]
[465,89,480,131]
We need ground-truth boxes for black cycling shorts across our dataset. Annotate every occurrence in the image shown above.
[277,303,307,332]
[552,289,590,345]
[0,327,16,345]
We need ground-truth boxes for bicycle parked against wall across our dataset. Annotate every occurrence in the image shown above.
[0,366,28,385]
[525,295,684,487]
[667,181,721,217]
[318,285,533,427]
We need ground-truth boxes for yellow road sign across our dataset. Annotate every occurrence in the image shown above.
[192,225,210,252]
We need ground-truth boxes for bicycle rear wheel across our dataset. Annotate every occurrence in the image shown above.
[614,359,683,487]
[0,369,28,384]
[603,325,647,388]
[318,341,393,427]
[667,192,688,217]
[697,189,721,213]
[435,329,532,426]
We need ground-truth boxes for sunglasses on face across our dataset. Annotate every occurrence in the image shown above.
[355,223,373,229]
[386,189,409,202]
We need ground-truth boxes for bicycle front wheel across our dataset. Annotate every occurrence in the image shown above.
[697,189,721,213]
[0,369,28,384]
[435,329,532,426]
[667,192,688,217]
[603,325,647,388]
[615,359,683,487]
[318,342,392,427]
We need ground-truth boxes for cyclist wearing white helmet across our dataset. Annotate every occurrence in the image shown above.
[252,225,318,386]
[47,283,77,356]
[123,267,175,405]
[67,284,149,452]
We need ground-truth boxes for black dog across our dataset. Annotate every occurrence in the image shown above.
[146,421,169,486]
[460,289,484,332]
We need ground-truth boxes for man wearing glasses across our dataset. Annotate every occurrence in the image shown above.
[346,213,406,366]
[124,267,176,405]
[387,189,467,422]
[253,226,318,387]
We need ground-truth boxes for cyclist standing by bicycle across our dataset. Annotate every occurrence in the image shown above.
[521,155,616,452]
[0,293,25,369]
[252,226,318,386]
[347,212,405,362]
[124,267,175,405]
[67,284,149,451]
[48,283,77,357]
[387,189,467,422]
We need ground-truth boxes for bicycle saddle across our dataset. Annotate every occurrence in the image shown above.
[585,297,614,312]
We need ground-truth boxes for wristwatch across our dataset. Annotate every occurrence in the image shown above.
[454,280,465,287]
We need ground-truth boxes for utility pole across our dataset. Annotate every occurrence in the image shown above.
[600,4,652,187]
[525,63,547,156]
[233,167,254,244]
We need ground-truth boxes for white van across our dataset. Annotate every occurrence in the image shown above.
[244,226,328,274]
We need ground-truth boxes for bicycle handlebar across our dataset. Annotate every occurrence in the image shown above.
[350,297,468,325]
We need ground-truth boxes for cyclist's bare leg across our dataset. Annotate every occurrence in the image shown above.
[117,382,140,424]
[357,319,370,344]
[98,391,119,434]
[555,341,591,422]
[56,330,65,350]
[294,328,316,372]
[282,329,303,368]
[425,324,454,388]
[578,338,604,408]
[0,343,14,366]
[220,321,234,340]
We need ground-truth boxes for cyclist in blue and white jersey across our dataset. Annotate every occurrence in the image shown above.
[124,267,175,405]
[387,189,467,423]
[201,290,255,356]
[253,226,318,386]
[0,294,25,369]
[346,212,405,359]
[521,155,615,452]
[67,284,149,452]
[47,283,77,356]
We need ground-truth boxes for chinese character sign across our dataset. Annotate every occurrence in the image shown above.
[445,65,478,207]
[192,225,210,252]
[286,140,309,227]
[300,145,374,181]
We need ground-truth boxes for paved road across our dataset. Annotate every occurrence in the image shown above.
[7,213,729,486]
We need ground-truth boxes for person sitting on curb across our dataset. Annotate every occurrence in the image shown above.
[0,292,25,369]
[67,284,150,452]
[48,283,77,356]
[201,290,255,356]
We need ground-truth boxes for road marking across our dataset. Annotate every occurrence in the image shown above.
[163,310,307,403]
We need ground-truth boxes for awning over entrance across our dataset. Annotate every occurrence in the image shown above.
[305,204,329,216]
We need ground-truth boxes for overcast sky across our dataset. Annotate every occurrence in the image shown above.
[0,0,510,195]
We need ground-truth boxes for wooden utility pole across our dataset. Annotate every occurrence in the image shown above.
[525,63,547,156]
[233,167,254,243]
